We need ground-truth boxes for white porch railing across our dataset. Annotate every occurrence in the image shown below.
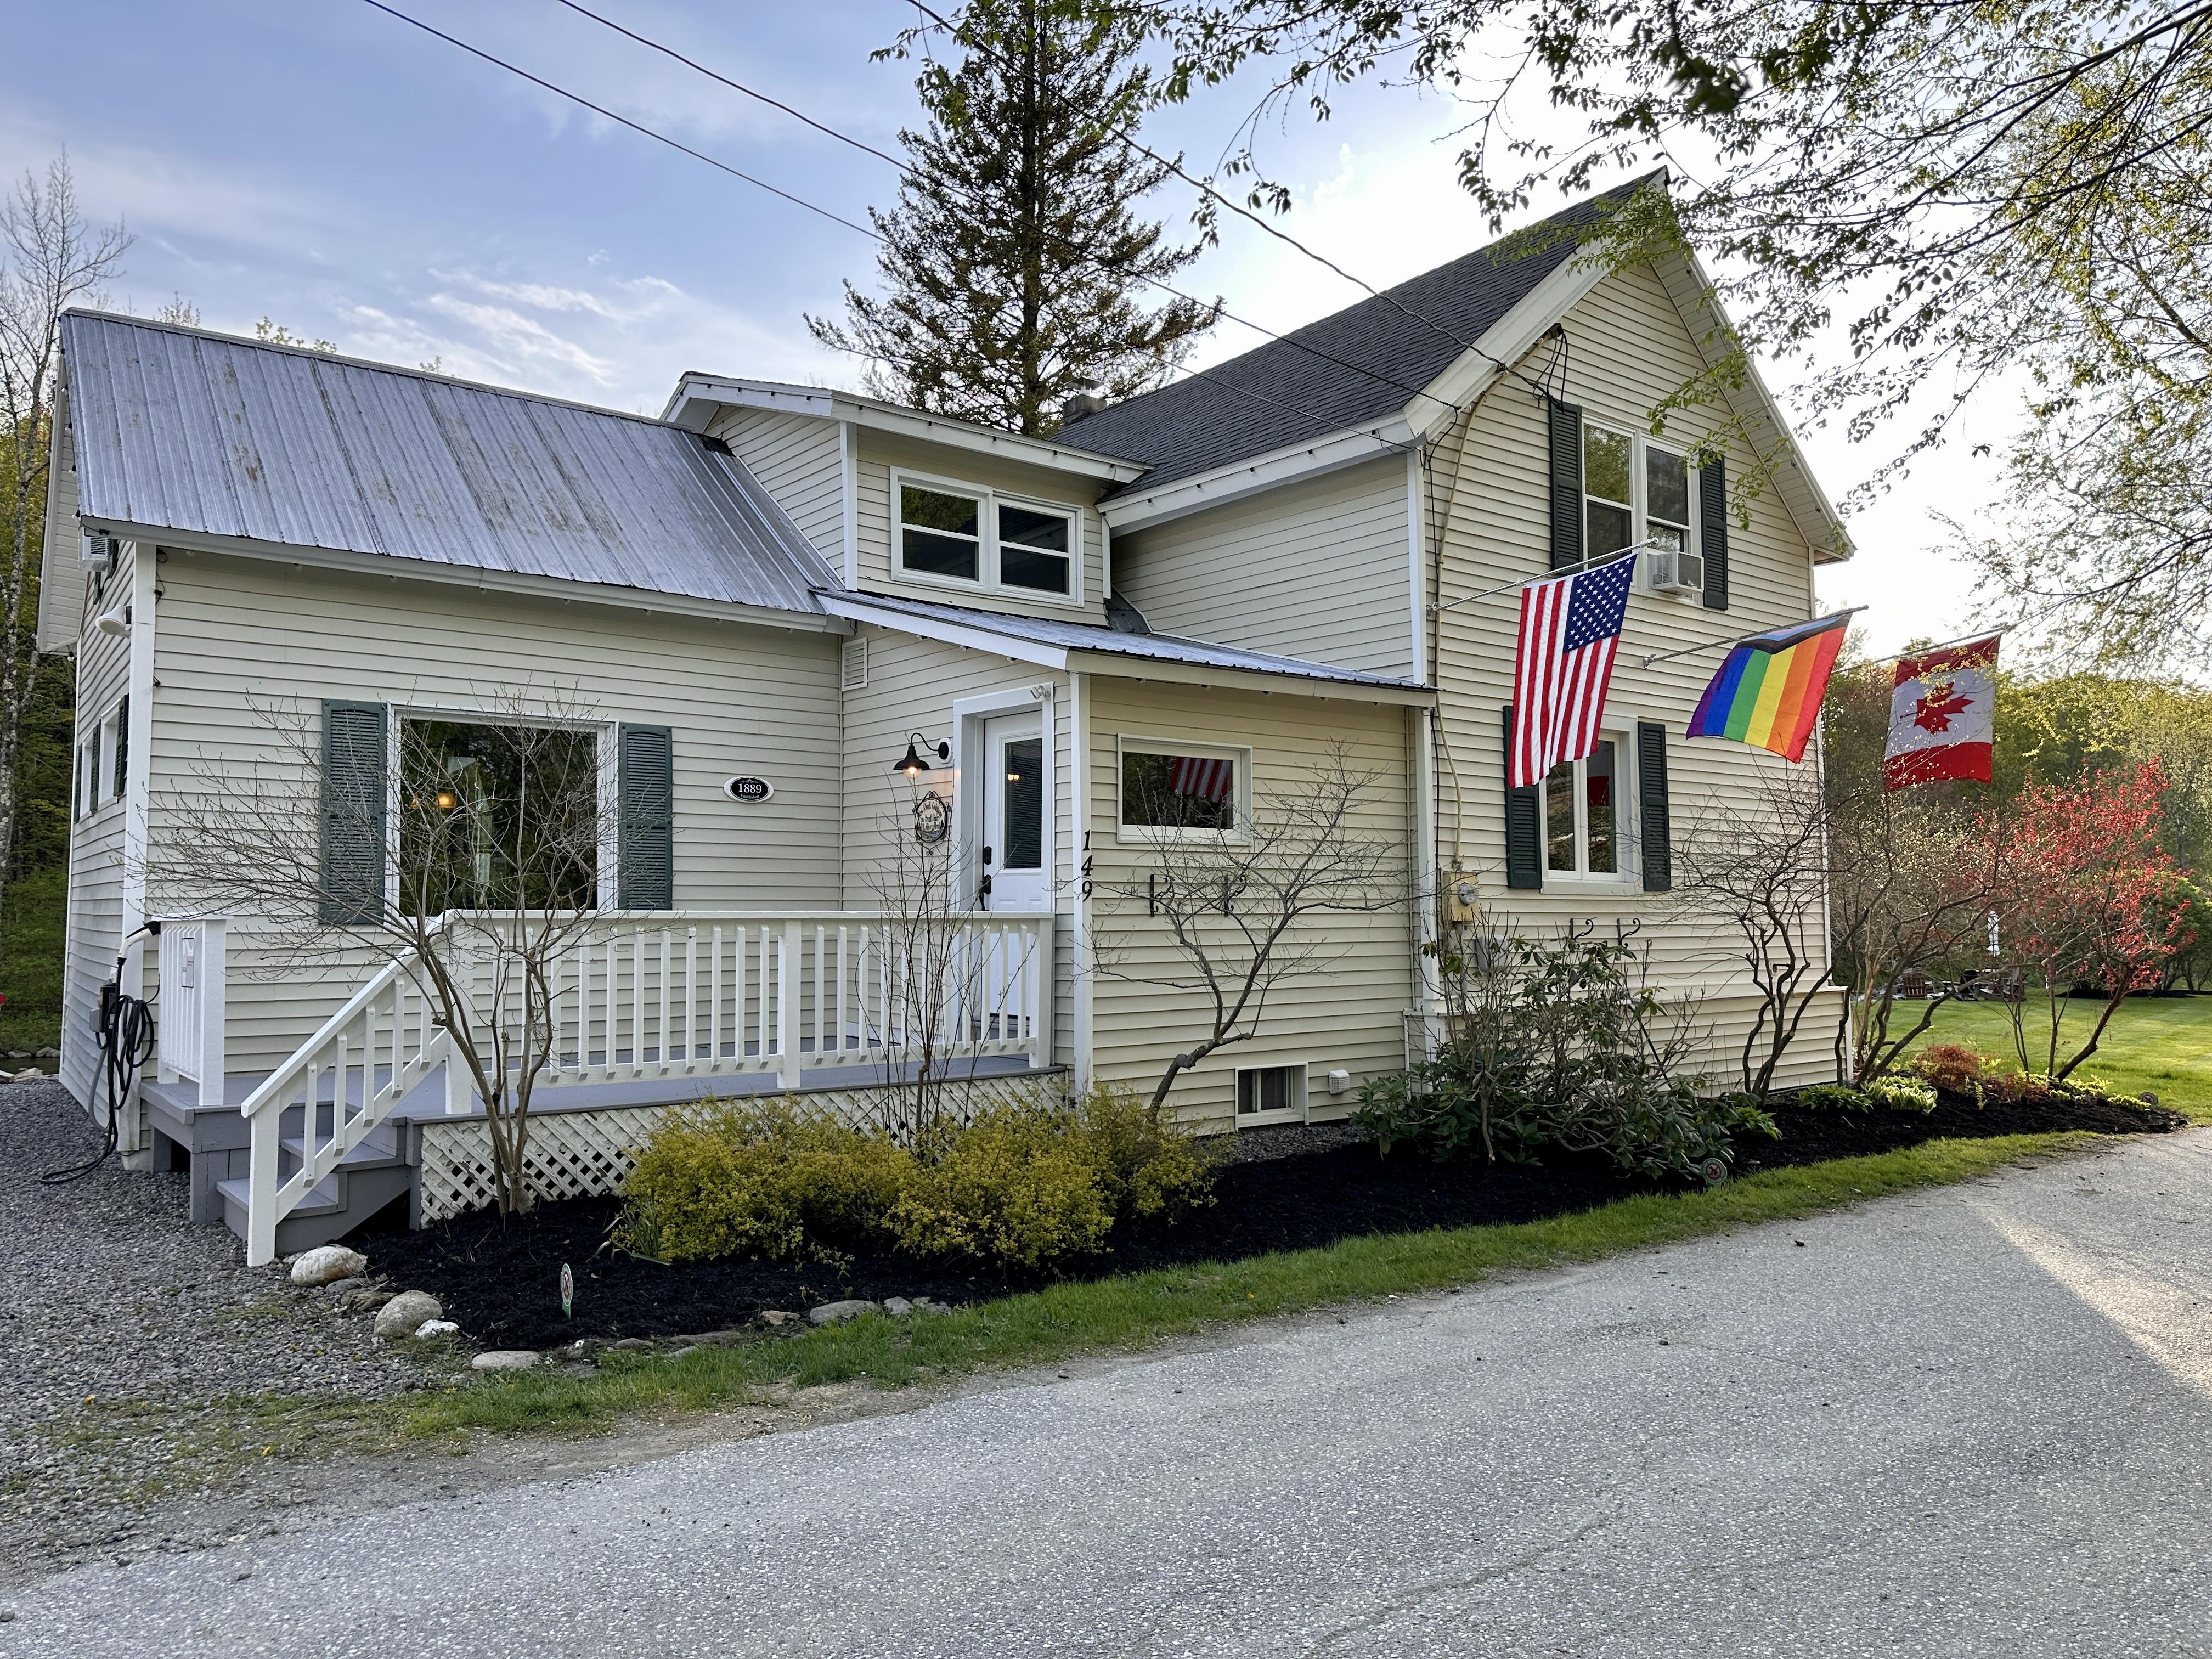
[154,917,227,1108]
[236,910,1053,1265]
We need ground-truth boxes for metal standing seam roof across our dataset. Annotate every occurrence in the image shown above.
[59,311,839,612]
[1059,176,1664,500]
[827,590,1430,693]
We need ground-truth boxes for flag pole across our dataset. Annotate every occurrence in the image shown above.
[1637,607,1866,670]
[1852,627,2010,669]
[1430,541,1656,617]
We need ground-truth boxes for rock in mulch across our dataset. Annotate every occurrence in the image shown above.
[808,1300,878,1327]
[287,1246,368,1287]
[882,1296,952,1318]
[373,1291,443,1339]
[469,1351,541,1372]
[414,1320,460,1339]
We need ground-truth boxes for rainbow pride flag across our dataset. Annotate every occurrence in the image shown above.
[1685,612,1852,762]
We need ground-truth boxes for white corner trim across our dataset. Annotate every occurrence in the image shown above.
[1068,669,1093,1090]
[1097,420,1416,534]
[1405,450,1426,685]
[839,419,861,589]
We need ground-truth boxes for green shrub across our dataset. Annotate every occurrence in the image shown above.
[894,1099,1115,1268]
[1356,932,1775,1183]
[1792,1084,1868,1111]
[1073,1084,1217,1221]
[1861,1074,1938,1114]
[616,1098,911,1264]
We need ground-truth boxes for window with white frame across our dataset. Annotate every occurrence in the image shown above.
[896,476,1077,599]
[74,730,98,821]
[1118,738,1245,838]
[1544,735,1631,878]
[1584,421,1700,595]
[1235,1063,1307,1121]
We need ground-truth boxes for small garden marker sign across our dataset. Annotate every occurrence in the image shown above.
[561,1263,574,1320]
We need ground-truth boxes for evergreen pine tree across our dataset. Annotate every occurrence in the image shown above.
[808,0,1215,436]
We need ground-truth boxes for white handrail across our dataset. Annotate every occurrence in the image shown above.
[236,909,1054,1264]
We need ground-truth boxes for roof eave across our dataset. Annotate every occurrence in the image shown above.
[84,518,847,633]
[665,375,1150,484]
[1096,417,1418,534]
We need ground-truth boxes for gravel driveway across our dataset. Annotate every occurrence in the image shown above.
[0,1083,429,1581]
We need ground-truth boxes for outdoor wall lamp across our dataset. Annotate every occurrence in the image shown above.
[893,732,950,777]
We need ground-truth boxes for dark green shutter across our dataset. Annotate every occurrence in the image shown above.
[112,695,129,797]
[1547,398,1585,571]
[319,700,388,926]
[1503,705,1542,890]
[617,724,674,910]
[1699,455,1729,611]
[1637,720,1672,893]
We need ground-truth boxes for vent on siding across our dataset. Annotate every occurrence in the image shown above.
[841,637,870,691]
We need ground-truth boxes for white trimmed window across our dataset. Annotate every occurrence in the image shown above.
[1583,422,1702,598]
[1116,737,1249,842]
[1235,1063,1308,1124]
[895,474,1078,600]
[1544,733,1633,880]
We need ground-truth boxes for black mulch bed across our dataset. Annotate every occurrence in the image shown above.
[366,1088,2186,1351]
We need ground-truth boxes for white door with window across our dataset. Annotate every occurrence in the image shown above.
[978,712,1048,912]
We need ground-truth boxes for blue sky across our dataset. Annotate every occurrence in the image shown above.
[1,0,2008,656]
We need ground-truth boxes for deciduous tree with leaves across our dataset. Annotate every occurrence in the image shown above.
[809,0,1217,435]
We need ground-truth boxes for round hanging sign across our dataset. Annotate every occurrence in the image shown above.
[724,776,774,803]
[912,791,952,844]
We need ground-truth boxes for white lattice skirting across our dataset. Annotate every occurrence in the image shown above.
[414,1073,1065,1224]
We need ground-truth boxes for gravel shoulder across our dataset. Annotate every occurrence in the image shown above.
[0,1084,435,1584]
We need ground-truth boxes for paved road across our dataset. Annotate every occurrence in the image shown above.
[8,1134,2210,1658]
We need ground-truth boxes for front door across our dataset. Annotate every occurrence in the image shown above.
[978,712,1047,912]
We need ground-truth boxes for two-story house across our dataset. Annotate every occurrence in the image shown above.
[38,177,1846,1260]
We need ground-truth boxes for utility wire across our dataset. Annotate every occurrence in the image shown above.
[363,0,1430,442]
[538,0,1464,407]
[897,0,1559,403]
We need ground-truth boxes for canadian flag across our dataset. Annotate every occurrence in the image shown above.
[1884,635,1999,790]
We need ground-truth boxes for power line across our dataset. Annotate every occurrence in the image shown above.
[361,0,1431,443]
[531,0,1445,407]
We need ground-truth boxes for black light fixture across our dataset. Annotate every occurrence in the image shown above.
[893,731,950,777]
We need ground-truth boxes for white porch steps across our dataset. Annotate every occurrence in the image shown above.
[213,1123,410,1256]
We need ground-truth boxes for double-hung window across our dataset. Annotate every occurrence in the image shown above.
[1583,422,1701,597]
[896,476,1078,600]
[1544,735,1630,879]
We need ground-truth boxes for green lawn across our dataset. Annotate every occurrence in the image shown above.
[0,864,65,1053]
[1898,994,2212,1121]
[403,1131,2097,1440]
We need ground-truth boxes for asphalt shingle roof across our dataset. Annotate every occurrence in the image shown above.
[1062,177,1661,499]
[61,311,839,612]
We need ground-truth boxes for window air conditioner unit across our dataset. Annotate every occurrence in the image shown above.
[1650,549,1705,595]
[80,532,117,568]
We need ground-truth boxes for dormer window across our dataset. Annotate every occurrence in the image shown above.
[896,474,1077,601]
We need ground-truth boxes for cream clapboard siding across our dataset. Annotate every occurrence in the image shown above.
[1427,261,1840,1087]
[707,407,845,567]
[35,398,86,654]
[838,623,1077,1064]
[143,551,845,1073]
[1082,678,1415,1130]
[853,429,1109,625]
[58,547,136,1108]
[1113,455,1417,678]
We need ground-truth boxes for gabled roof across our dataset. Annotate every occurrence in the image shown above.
[1061,176,1662,500]
[822,590,1431,702]
[59,311,839,612]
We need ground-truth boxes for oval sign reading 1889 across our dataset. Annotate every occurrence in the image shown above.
[724,776,774,803]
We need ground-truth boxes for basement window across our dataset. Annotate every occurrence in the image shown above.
[1235,1063,1307,1124]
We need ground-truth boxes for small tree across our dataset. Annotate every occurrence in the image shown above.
[151,693,614,1212]
[1092,749,1403,1111]
[1995,760,2196,1080]
[1674,767,1838,1100]
[810,0,1216,434]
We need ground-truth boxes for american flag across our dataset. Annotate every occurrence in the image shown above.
[1509,554,1637,789]
[1170,755,1237,805]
